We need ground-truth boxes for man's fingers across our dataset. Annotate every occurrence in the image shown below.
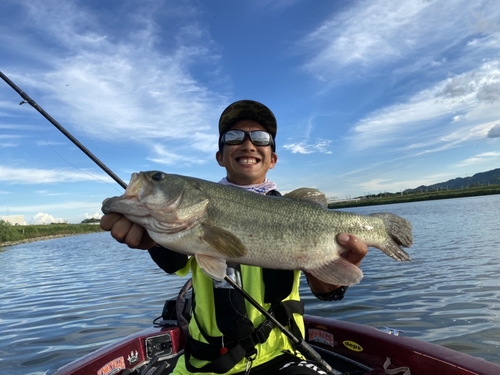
[125,223,153,249]
[337,233,368,267]
[100,213,123,231]
[138,230,156,250]
[100,213,154,249]
[109,216,133,243]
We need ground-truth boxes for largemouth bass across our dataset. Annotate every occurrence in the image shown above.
[102,171,413,286]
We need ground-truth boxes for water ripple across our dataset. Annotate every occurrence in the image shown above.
[2,195,500,374]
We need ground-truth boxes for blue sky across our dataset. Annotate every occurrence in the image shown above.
[1,0,500,224]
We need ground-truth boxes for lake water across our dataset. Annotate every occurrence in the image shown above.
[1,195,500,374]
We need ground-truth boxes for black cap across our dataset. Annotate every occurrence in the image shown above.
[218,100,277,139]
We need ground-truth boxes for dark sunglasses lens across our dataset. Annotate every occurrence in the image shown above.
[223,130,272,146]
[250,131,271,146]
[223,130,245,145]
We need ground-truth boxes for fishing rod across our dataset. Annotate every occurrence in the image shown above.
[223,276,339,375]
[0,71,339,375]
[0,71,127,189]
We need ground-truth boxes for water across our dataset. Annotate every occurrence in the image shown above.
[1,195,500,374]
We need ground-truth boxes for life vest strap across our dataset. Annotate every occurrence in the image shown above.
[185,300,304,373]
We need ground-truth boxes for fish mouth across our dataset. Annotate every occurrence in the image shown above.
[123,172,151,200]
[124,173,142,195]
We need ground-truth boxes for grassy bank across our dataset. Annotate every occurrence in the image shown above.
[2,184,499,246]
[328,184,500,209]
[0,222,103,247]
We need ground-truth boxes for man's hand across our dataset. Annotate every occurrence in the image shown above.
[305,233,368,294]
[335,233,368,268]
[100,213,155,249]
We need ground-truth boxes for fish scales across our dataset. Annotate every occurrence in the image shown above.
[102,171,413,286]
[209,190,347,262]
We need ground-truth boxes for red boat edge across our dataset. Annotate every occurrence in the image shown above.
[52,325,183,375]
[53,315,500,375]
[304,315,500,375]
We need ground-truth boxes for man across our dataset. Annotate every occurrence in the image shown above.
[101,100,368,374]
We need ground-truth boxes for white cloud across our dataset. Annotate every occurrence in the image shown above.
[147,142,214,166]
[488,124,500,137]
[0,124,39,130]
[0,142,19,148]
[0,134,23,148]
[301,0,500,80]
[349,60,500,151]
[7,201,102,213]
[1,0,227,161]
[283,143,313,154]
[358,172,459,195]
[456,151,500,167]
[85,212,102,220]
[34,190,69,197]
[303,1,431,71]
[33,212,65,224]
[36,140,66,146]
[282,139,332,154]
[0,166,113,184]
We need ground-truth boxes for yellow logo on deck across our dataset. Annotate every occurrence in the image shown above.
[343,340,363,352]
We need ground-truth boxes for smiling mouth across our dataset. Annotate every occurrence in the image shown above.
[237,157,259,164]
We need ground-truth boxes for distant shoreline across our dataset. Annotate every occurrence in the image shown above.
[328,186,500,209]
[2,188,499,247]
[0,233,89,248]
[0,224,103,248]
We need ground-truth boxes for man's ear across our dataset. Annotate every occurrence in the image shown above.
[269,152,278,169]
[215,150,224,166]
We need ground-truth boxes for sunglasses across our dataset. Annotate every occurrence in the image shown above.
[221,130,274,147]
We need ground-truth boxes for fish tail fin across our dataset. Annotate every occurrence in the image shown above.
[369,213,413,261]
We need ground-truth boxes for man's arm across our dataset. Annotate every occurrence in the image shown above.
[100,213,188,273]
[304,233,368,300]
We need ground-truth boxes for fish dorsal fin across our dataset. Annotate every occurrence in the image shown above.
[201,225,248,258]
[306,257,363,286]
[195,254,228,281]
[284,188,328,207]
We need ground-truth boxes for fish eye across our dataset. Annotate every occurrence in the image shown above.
[151,172,165,181]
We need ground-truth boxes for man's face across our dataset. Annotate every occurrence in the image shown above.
[216,119,278,185]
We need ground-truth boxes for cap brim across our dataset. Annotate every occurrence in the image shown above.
[218,100,277,138]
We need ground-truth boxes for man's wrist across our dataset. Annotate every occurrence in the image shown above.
[312,286,348,301]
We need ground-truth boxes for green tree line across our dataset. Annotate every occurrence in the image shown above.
[328,184,500,209]
[0,220,103,245]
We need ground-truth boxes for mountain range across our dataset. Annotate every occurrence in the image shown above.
[404,168,500,193]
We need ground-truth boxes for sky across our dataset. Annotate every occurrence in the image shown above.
[1,0,500,224]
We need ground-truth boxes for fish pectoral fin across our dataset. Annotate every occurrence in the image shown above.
[306,257,363,286]
[201,225,248,258]
[284,188,328,207]
[195,254,227,281]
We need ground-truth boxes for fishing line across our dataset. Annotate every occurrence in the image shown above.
[223,275,339,375]
[0,77,120,191]
[0,71,338,375]
[0,71,127,189]
[12,95,122,193]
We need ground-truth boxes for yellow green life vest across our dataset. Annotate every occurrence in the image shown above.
[174,258,305,374]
